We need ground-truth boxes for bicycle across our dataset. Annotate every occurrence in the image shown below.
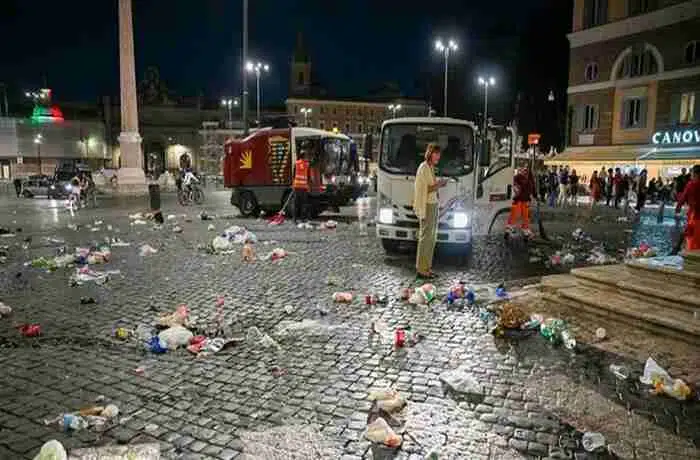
[178,184,204,206]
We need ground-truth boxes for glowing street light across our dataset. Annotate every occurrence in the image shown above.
[300,107,312,126]
[221,97,239,126]
[387,104,402,118]
[435,39,458,116]
[246,61,270,125]
[477,76,496,135]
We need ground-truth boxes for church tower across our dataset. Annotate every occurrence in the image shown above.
[290,32,311,96]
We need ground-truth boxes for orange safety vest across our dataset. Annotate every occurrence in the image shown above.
[293,159,310,191]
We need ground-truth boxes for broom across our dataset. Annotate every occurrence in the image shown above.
[268,190,295,225]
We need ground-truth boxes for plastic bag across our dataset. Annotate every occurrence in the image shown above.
[158,326,194,349]
[33,440,67,460]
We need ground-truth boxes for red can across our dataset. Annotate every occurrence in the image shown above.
[394,328,406,347]
[365,295,376,305]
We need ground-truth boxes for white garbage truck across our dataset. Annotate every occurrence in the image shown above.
[375,116,517,253]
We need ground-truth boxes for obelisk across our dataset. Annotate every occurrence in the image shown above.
[116,0,147,193]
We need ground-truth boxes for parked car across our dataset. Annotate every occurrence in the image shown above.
[21,175,52,198]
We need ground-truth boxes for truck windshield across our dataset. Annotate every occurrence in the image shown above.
[380,123,474,176]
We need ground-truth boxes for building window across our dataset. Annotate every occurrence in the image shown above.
[685,41,700,65]
[345,123,351,133]
[680,92,696,123]
[332,108,337,115]
[617,47,658,78]
[297,71,304,86]
[577,104,599,131]
[584,63,599,82]
[627,0,655,16]
[622,98,647,129]
[319,122,325,130]
[583,0,608,28]
[358,123,363,133]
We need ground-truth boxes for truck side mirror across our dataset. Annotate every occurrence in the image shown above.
[479,139,491,167]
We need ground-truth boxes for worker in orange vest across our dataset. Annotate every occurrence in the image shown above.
[292,151,311,223]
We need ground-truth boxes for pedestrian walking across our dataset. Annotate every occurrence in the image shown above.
[558,166,569,206]
[613,168,624,208]
[675,165,700,251]
[547,166,558,207]
[605,168,614,206]
[589,171,601,209]
[414,143,447,279]
[13,177,22,198]
[569,169,579,206]
[674,168,690,202]
[292,150,311,223]
[635,169,648,212]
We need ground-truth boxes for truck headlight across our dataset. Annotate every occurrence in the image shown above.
[378,207,394,224]
[452,212,469,228]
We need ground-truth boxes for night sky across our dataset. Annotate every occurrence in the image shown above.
[1,0,571,144]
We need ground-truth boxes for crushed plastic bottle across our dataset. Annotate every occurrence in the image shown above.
[581,432,606,452]
[609,364,629,380]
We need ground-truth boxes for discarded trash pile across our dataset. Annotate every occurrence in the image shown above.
[526,227,621,268]
[44,400,120,433]
[32,440,160,460]
[639,357,694,401]
[29,245,113,271]
[210,226,257,253]
[365,389,407,449]
[626,241,657,259]
[112,300,246,357]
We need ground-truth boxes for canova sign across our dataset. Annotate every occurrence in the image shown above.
[652,127,700,145]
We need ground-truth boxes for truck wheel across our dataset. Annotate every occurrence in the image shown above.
[488,210,510,235]
[238,191,258,217]
[381,239,401,254]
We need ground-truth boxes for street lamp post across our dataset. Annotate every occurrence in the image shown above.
[477,76,496,137]
[242,0,249,135]
[388,104,402,118]
[246,61,269,126]
[300,107,312,126]
[435,39,458,117]
[221,98,239,127]
[33,134,42,175]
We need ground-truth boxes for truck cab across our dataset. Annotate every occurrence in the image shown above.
[375,117,515,253]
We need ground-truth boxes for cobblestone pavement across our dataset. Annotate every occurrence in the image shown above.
[0,194,698,460]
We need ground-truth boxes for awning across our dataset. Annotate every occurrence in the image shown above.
[636,147,700,161]
[544,148,640,163]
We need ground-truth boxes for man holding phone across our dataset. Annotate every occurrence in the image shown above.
[413,143,448,279]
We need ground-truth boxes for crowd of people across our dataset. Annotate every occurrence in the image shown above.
[535,166,694,211]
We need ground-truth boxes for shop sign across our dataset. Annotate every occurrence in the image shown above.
[651,127,700,145]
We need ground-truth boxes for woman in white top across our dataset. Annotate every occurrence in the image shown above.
[413,143,447,278]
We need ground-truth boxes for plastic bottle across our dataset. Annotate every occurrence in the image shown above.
[394,328,406,348]
[561,329,576,350]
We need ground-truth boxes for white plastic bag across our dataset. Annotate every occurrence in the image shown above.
[158,326,193,349]
[34,440,67,460]
[639,357,671,386]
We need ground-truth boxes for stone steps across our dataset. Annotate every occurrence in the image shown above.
[570,265,699,315]
[537,259,700,346]
[549,285,700,346]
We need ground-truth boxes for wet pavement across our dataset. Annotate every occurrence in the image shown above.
[0,193,698,460]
